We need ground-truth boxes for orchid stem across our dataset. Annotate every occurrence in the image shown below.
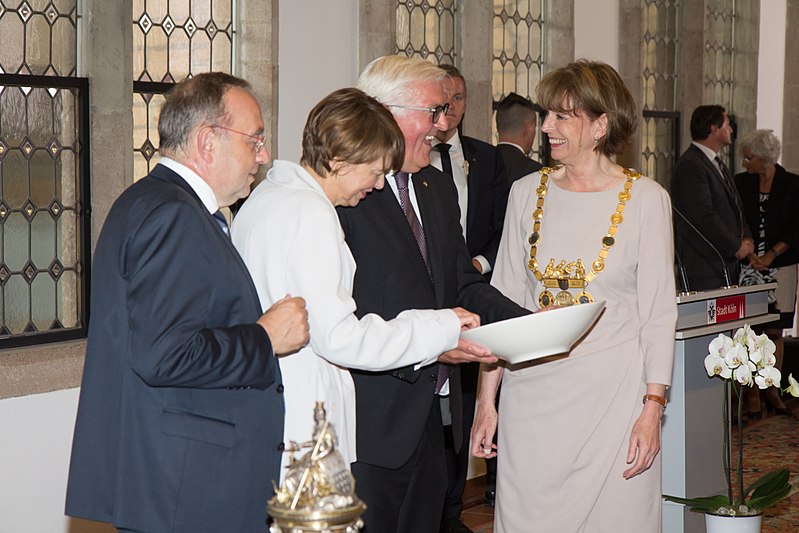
[737,381,745,506]
[723,380,732,505]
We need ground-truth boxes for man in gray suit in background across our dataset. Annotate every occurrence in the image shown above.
[495,92,543,185]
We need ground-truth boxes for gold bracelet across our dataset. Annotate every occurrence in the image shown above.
[643,394,667,408]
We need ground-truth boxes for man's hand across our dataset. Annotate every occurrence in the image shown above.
[438,337,497,364]
[735,238,755,260]
[452,307,480,330]
[471,258,483,273]
[257,294,309,355]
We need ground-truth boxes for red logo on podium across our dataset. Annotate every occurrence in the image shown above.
[707,295,746,324]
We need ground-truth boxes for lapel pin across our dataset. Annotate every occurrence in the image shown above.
[423,181,429,188]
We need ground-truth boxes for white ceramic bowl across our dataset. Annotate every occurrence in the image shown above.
[461,301,605,364]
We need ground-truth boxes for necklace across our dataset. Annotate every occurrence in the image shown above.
[527,166,641,308]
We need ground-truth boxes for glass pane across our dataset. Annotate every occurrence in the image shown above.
[0,81,86,344]
[133,0,235,82]
[395,0,455,65]
[491,1,544,158]
[0,0,77,76]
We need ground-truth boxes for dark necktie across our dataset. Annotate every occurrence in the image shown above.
[394,171,431,275]
[436,143,453,178]
[395,172,447,392]
[212,210,230,238]
[715,156,745,238]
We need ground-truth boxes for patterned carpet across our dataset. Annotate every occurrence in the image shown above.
[467,397,799,533]
[738,400,799,533]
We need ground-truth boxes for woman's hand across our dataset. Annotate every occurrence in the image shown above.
[623,401,663,479]
[471,400,498,459]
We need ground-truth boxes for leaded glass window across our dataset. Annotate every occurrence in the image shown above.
[395,0,456,65]
[132,0,235,176]
[0,0,89,348]
[640,0,680,187]
[705,0,735,108]
[492,1,544,160]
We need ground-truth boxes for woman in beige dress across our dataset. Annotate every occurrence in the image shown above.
[471,60,677,532]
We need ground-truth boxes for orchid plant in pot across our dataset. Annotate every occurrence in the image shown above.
[663,325,791,530]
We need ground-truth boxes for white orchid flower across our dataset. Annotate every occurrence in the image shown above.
[705,352,732,378]
[709,334,733,358]
[787,374,799,397]
[724,343,747,370]
[754,333,776,357]
[733,326,748,345]
[734,363,753,386]
[763,351,777,367]
[755,366,782,389]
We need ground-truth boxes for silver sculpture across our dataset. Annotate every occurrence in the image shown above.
[268,402,366,532]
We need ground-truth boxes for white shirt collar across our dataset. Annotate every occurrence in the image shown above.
[692,141,721,163]
[498,141,528,155]
[159,157,219,214]
[433,132,462,152]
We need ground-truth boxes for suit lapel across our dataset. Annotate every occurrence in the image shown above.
[461,136,479,234]
[151,164,262,308]
[414,170,446,304]
[371,185,434,285]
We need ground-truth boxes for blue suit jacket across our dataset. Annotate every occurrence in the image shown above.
[66,164,284,532]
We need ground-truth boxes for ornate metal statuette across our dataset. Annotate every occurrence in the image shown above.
[268,402,366,533]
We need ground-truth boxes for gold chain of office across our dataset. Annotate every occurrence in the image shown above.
[527,165,641,308]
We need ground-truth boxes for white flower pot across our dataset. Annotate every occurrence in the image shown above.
[705,513,762,533]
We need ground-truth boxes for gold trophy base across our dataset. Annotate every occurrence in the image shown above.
[268,501,366,532]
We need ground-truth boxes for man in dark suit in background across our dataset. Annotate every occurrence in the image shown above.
[338,55,528,533]
[429,64,509,533]
[66,73,309,533]
[670,104,753,291]
[432,64,509,278]
[495,92,543,184]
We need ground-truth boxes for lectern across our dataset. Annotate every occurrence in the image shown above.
[661,283,777,533]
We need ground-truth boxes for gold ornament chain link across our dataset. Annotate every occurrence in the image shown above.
[527,166,640,307]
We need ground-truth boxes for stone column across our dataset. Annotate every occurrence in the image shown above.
[677,0,706,153]
[544,0,575,72]
[459,0,493,141]
[783,0,799,172]
[618,0,644,169]
[359,0,396,73]
[239,0,279,162]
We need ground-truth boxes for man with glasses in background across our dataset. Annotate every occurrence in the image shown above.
[66,72,309,533]
[337,55,528,533]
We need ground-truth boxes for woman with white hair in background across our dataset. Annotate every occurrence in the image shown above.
[734,128,799,418]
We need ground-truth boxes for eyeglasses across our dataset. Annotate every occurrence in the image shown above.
[386,103,449,124]
[211,124,266,153]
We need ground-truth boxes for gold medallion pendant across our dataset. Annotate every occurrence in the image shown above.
[527,166,640,308]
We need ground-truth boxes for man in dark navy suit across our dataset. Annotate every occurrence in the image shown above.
[670,104,753,291]
[66,73,309,533]
[495,92,543,185]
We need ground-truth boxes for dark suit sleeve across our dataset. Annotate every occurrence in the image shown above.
[125,201,276,389]
[483,151,510,268]
[772,168,799,252]
[671,155,742,256]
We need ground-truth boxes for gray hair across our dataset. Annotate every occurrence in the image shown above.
[158,72,251,157]
[356,55,447,110]
[738,129,781,167]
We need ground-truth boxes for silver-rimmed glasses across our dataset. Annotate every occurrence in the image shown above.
[211,124,266,153]
[386,103,449,124]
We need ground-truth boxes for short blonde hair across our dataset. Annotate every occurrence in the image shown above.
[357,55,447,108]
[536,60,637,157]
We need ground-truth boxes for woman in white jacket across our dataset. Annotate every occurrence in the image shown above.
[232,88,487,474]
